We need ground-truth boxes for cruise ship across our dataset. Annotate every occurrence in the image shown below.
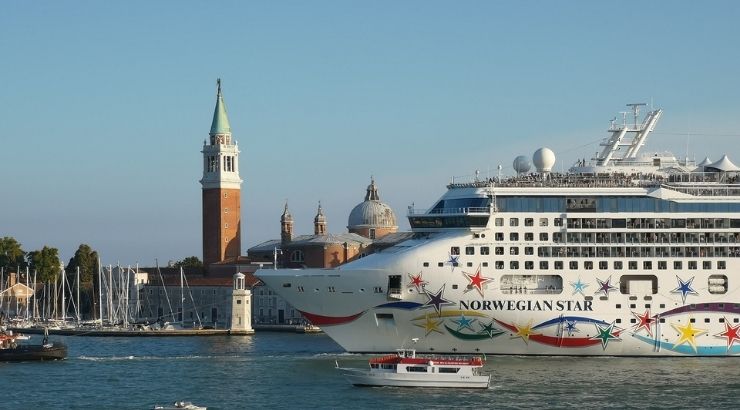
[257,103,740,356]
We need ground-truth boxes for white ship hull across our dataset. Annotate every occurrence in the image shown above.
[340,368,490,388]
[257,105,740,357]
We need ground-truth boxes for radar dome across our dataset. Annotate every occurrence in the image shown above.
[533,147,556,172]
[513,155,531,174]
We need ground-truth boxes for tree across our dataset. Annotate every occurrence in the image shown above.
[174,256,203,268]
[66,244,99,284]
[0,236,26,271]
[27,246,61,282]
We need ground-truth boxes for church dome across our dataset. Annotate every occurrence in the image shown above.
[347,178,398,232]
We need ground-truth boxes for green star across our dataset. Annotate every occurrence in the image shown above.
[591,322,620,350]
[479,320,504,339]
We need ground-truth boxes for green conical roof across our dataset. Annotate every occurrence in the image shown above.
[210,79,231,135]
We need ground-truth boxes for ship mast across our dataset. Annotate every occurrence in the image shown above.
[596,103,662,166]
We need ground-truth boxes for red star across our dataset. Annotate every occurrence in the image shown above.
[632,310,654,337]
[464,266,493,296]
[407,272,427,292]
[715,320,740,349]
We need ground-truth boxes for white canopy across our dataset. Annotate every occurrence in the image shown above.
[707,155,740,172]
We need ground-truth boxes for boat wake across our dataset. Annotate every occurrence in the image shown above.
[77,354,250,362]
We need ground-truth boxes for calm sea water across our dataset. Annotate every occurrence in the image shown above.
[1,333,739,409]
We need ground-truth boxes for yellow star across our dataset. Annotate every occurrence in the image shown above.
[671,321,707,352]
[512,319,538,344]
[414,314,443,336]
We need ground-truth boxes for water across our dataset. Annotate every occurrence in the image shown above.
[1,333,738,409]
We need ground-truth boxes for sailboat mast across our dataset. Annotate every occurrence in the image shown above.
[33,270,38,320]
[98,259,103,327]
[61,268,66,322]
[76,266,81,324]
[180,267,184,324]
[25,266,30,321]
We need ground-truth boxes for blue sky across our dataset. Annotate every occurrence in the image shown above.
[2,1,740,265]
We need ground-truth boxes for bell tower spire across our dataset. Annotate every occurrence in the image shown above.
[200,79,243,268]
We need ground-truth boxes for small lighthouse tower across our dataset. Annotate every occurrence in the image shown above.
[229,272,254,335]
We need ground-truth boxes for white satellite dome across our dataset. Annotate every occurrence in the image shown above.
[533,147,556,172]
[513,155,532,174]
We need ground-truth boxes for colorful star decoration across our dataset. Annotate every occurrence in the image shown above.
[463,266,493,296]
[594,276,617,297]
[511,319,538,344]
[671,276,699,304]
[407,271,427,292]
[570,277,588,296]
[414,314,444,336]
[671,321,707,352]
[714,320,740,350]
[564,321,579,337]
[446,254,460,270]
[591,322,621,350]
[453,314,477,332]
[479,320,503,339]
[423,285,454,315]
[632,309,654,337]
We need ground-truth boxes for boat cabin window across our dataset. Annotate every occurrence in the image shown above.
[451,247,460,255]
[495,218,504,226]
[510,218,519,227]
[381,364,397,370]
[465,246,475,255]
[406,366,428,373]
[438,367,461,374]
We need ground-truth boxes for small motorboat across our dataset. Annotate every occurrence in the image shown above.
[0,330,67,362]
[336,349,490,388]
[153,401,207,410]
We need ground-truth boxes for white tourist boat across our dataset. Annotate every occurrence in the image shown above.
[152,401,206,410]
[257,103,740,356]
[337,349,489,388]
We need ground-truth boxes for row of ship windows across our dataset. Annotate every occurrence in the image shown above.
[495,217,740,229]
[485,231,740,244]
[451,245,740,259]
[427,259,727,271]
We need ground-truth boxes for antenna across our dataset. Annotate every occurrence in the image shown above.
[626,103,647,128]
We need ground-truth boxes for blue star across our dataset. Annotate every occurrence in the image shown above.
[570,277,588,296]
[446,254,460,270]
[671,276,699,304]
[452,314,477,332]
[594,276,617,297]
[564,321,579,336]
[424,285,454,315]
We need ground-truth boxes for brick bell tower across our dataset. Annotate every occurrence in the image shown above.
[200,79,243,268]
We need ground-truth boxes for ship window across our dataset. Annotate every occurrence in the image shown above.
[466,262,473,267]
[688,261,697,270]
[406,366,428,373]
[616,319,622,324]
[658,261,667,270]
[510,218,519,227]
[502,274,563,294]
[525,261,534,270]
[510,233,519,241]
[540,233,549,241]
[495,233,504,241]
[452,284,458,289]
[554,261,563,270]
[495,218,504,226]
[495,247,504,255]
[423,262,429,267]
[481,247,490,255]
[451,247,460,255]
[510,247,519,255]
[703,261,712,270]
[628,261,637,270]
[438,262,443,267]
[554,218,563,227]
[525,233,534,241]
[539,218,549,227]
[619,275,658,294]
[674,261,682,270]
[540,261,549,270]
[525,218,534,227]
[690,318,696,323]
[438,367,460,374]
[616,304,621,308]
[709,274,728,294]
[584,261,593,270]
[525,247,533,255]
[569,261,578,270]
[705,318,711,323]
[719,261,726,269]
[465,247,475,255]
[495,261,504,269]
[599,261,608,270]
[643,261,652,270]
[482,262,488,267]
